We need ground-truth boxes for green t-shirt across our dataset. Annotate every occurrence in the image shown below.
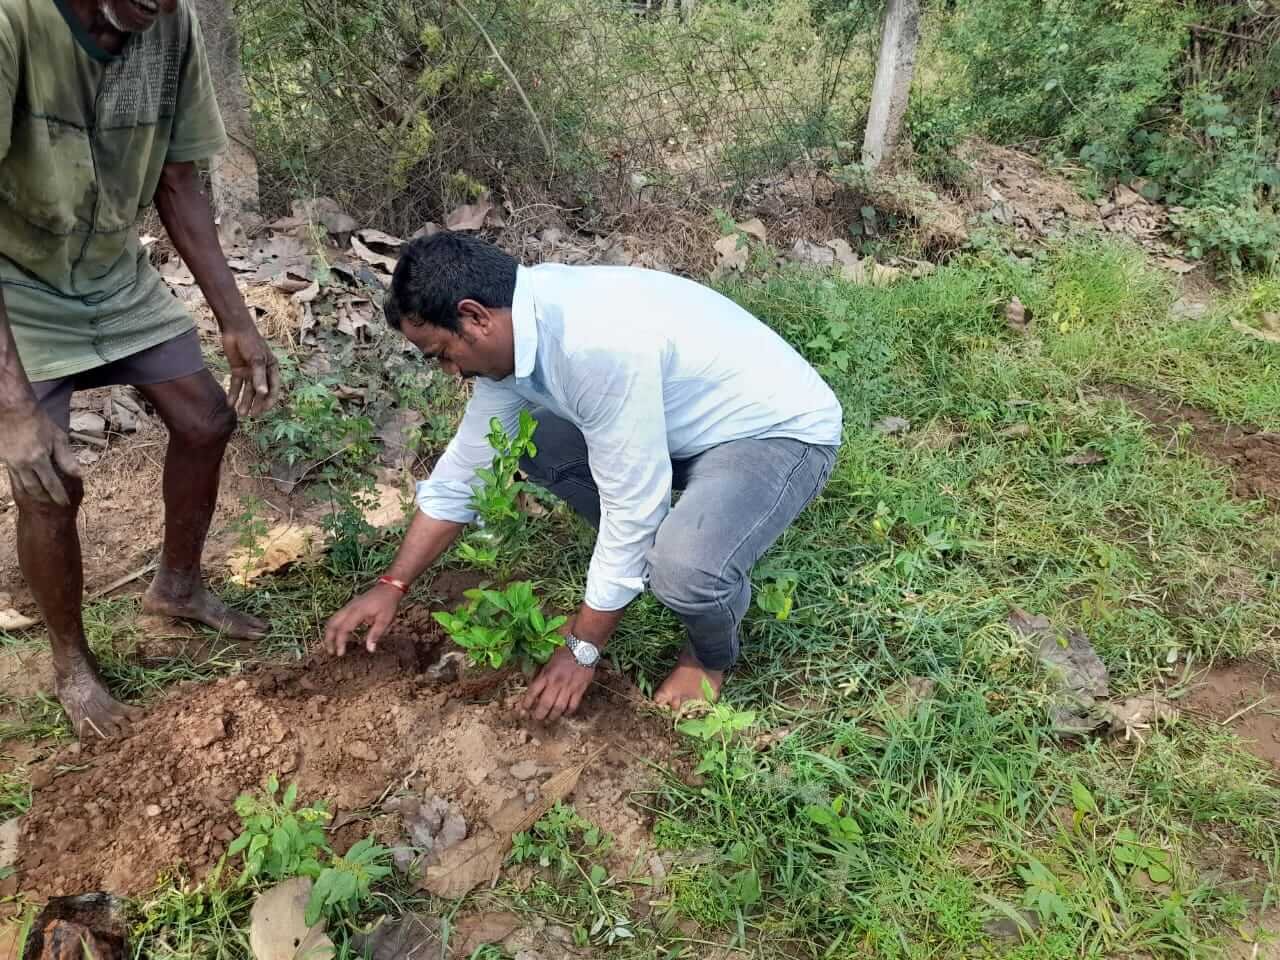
[0,0,227,380]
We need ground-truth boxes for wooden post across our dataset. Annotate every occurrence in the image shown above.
[861,0,920,171]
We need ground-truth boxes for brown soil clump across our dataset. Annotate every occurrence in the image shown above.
[16,613,676,900]
[1185,661,1280,771]
[1109,384,1280,507]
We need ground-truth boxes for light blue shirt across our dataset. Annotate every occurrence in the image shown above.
[416,263,842,611]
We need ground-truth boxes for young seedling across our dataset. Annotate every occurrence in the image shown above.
[433,581,566,674]
[457,410,540,571]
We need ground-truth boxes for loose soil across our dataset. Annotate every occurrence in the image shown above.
[1108,384,1280,507]
[1185,661,1280,771]
[16,609,677,900]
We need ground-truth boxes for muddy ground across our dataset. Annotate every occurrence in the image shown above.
[14,607,676,899]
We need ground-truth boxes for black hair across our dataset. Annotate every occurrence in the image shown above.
[385,232,518,332]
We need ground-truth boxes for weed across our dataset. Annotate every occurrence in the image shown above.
[228,776,330,885]
[306,837,393,926]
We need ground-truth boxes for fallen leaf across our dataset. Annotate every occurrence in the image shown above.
[712,234,748,279]
[226,523,323,586]
[1156,256,1197,275]
[361,484,409,530]
[1004,297,1029,332]
[0,609,37,631]
[0,819,18,872]
[516,491,547,518]
[421,755,592,899]
[410,222,444,240]
[376,408,426,470]
[445,202,494,232]
[873,416,911,436]
[736,218,767,242]
[271,275,313,295]
[751,726,792,751]
[249,878,335,960]
[348,913,440,960]
[454,912,522,958]
[1106,695,1179,742]
[997,423,1033,439]
[355,228,404,250]
[1171,298,1209,320]
[878,676,936,722]
[1009,608,1110,735]
[825,238,859,269]
[292,197,357,235]
[351,235,399,273]
[292,280,321,304]
[1231,319,1280,345]
[159,258,195,286]
[1061,450,1107,466]
[789,238,835,266]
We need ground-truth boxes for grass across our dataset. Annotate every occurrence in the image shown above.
[4,239,1280,958]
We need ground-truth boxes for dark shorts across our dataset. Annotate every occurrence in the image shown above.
[30,328,205,430]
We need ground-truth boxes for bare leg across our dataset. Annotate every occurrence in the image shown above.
[137,370,267,639]
[654,647,724,711]
[12,470,142,738]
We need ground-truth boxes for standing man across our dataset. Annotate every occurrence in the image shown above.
[324,233,841,719]
[0,0,279,737]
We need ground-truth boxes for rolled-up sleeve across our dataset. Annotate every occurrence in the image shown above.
[415,378,529,524]
[568,349,671,611]
[0,14,16,164]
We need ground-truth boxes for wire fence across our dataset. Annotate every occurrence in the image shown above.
[235,0,883,233]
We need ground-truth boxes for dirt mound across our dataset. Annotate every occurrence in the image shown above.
[16,610,676,900]
[1185,662,1280,771]
[1109,385,1280,507]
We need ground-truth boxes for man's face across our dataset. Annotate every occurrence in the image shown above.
[98,0,177,33]
[400,301,515,381]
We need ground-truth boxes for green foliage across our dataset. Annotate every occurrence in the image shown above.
[227,776,330,885]
[305,837,393,927]
[509,804,634,945]
[457,410,540,572]
[432,581,566,672]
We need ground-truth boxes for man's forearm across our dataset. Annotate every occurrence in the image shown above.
[384,511,466,586]
[154,161,253,332]
[570,604,627,647]
[0,290,36,413]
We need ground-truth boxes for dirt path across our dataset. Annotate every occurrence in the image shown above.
[17,612,676,899]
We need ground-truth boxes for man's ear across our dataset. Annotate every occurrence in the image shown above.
[456,299,492,335]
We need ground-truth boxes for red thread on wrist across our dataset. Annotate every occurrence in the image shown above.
[376,575,410,595]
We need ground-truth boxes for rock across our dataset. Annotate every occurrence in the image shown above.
[189,716,227,749]
[345,740,378,762]
[983,909,1040,944]
[68,412,107,438]
[1171,297,1208,320]
[509,760,545,781]
[145,804,162,817]
[1114,184,1143,209]
[0,818,18,871]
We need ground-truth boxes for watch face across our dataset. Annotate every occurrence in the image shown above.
[571,637,600,666]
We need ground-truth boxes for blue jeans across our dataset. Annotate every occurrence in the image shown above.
[520,411,837,670]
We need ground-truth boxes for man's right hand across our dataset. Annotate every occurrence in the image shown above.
[0,406,81,506]
[323,584,403,656]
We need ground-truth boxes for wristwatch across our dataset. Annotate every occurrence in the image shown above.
[565,633,601,668]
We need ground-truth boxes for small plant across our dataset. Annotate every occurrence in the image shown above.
[229,495,270,568]
[433,581,566,673]
[1112,828,1173,885]
[510,804,633,946]
[805,796,864,846]
[457,411,540,570]
[227,777,330,885]
[755,567,798,620]
[678,684,757,781]
[305,837,393,926]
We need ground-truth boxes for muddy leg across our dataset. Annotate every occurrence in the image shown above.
[12,468,142,738]
[137,370,268,639]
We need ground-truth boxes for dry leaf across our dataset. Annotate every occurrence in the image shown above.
[348,914,440,960]
[292,280,321,304]
[1005,297,1029,332]
[355,228,404,250]
[878,676,936,722]
[998,423,1033,439]
[271,275,313,295]
[1231,319,1280,345]
[751,727,792,752]
[789,238,835,266]
[361,484,409,530]
[351,235,399,273]
[516,491,547,518]
[1061,451,1107,466]
[869,262,903,287]
[159,258,195,286]
[1156,256,1197,275]
[445,202,494,232]
[249,878,335,960]
[420,756,592,899]
[0,819,18,872]
[226,523,322,586]
[1107,696,1179,742]
[873,416,911,436]
[0,609,37,632]
[454,912,522,958]
[712,234,748,279]
[736,218,767,242]
[410,222,443,240]
[292,197,357,235]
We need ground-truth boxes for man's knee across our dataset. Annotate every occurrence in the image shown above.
[11,467,84,516]
[172,394,237,449]
[647,541,727,611]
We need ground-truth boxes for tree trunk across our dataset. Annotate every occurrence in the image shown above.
[194,0,260,219]
[861,0,920,172]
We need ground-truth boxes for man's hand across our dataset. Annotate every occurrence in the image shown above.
[222,326,280,417]
[520,645,595,722]
[323,584,403,656]
[0,406,81,506]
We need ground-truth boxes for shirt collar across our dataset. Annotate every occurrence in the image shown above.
[511,265,538,380]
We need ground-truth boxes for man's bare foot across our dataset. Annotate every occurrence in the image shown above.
[654,648,724,711]
[143,578,268,640]
[56,662,143,739]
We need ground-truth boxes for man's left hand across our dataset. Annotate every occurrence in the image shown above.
[520,645,595,722]
[222,326,281,417]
